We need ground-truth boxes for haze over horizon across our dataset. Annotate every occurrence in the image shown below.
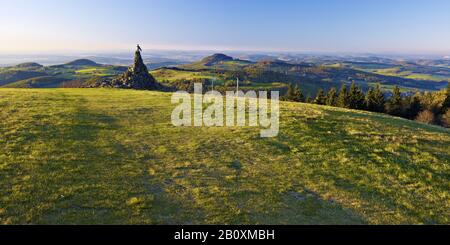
[1,0,449,55]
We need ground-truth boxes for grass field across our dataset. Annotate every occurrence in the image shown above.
[0,88,449,224]
[151,68,215,82]
[74,67,123,77]
[366,67,450,82]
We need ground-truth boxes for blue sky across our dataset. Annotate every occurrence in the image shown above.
[0,0,449,54]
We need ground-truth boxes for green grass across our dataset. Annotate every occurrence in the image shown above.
[3,76,68,88]
[0,88,449,224]
[151,69,214,82]
[366,68,450,82]
[239,82,287,90]
[75,67,120,77]
[405,73,449,82]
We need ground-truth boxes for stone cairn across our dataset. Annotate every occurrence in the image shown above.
[92,45,163,90]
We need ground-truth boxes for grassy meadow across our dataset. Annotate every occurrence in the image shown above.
[0,88,449,224]
[150,69,215,82]
[368,67,450,82]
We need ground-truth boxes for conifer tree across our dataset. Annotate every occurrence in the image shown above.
[326,87,338,106]
[365,84,385,113]
[283,83,304,102]
[406,92,422,119]
[337,84,349,108]
[348,82,365,109]
[386,86,403,116]
[294,85,305,102]
[365,88,376,111]
[284,83,296,101]
[372,84,386,113]
[314,89,326,105]
[442,82,450,113]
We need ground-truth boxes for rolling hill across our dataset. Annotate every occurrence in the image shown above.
[154,54,448,95]
[14,62,44,69]
[340,61,450,83]
[3,76,69,88]
[0,59,124,88]
[0,88,448,224]
[201,53,234,65]
[0,55,448,95]
[64,59,100,67]
[0,70,47,86]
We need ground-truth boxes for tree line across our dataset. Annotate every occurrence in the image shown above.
[282,82,450,128]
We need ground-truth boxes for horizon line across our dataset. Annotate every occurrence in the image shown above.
[0,48,449,58]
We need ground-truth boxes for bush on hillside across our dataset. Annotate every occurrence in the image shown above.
[415,110,435,124]
[442,109,450,128]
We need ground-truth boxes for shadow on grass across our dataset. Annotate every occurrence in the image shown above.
[288,109,449,224]
[245,187,366,225]
[0,93,188,224]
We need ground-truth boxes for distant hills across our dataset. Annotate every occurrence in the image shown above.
[178,53,252,70]
[0,54,449,93]
[3,76,68,88]
[64,59,100,66]
[0,70,47,87]
[0,58,121,88]
[201,53,234,66]
[14,62,43,69]
[154,53,448,95]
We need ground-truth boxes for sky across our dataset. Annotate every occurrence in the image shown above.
[0,0,449,54]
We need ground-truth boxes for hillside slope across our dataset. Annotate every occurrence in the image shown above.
[0,70,47,86]
[3,76,69,88]
[0,88,448,224]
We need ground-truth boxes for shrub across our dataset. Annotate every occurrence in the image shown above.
[415,110,435,124]
[442,109,450,128]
